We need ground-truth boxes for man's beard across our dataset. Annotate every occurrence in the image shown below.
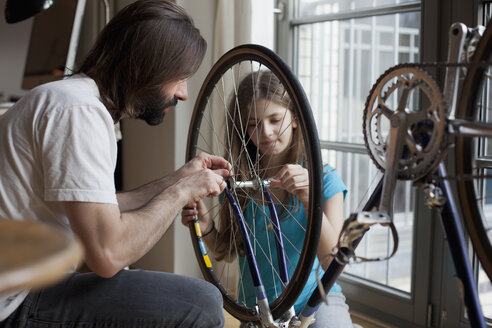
[136,89,178,126]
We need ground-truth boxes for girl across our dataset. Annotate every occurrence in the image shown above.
[182,70,355,327]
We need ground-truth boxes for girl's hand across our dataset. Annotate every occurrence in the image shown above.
[270,164,309,206]
[181,200,214,235]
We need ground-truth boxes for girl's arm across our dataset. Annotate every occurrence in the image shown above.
[272,164,345,270]
[317,192,345,270]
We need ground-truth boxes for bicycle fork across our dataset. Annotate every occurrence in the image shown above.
[225,178,296,327]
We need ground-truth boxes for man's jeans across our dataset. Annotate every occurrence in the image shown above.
[1,269,225,327]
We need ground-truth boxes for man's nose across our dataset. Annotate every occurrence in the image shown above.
[175,80,188,101]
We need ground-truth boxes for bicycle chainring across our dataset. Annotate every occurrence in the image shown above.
[363,66,446,180]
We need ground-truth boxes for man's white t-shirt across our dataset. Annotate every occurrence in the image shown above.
[0,74,118,321]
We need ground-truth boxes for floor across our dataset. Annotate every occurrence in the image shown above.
[223,309,394,328]
[223,311,240,328]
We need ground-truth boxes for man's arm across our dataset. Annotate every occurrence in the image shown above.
[65,166,229,278]
[116,175,179,213]
[117,152,231,212]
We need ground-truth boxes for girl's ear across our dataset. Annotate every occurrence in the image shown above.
[292,115,298,129]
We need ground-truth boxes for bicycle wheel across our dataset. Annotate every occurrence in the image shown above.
[186,44,323,322]
[455,19,492,281]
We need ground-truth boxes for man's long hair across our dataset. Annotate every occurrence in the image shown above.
[76,0,206,122]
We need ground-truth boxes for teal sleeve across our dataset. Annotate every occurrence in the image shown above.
[323,164,348,201]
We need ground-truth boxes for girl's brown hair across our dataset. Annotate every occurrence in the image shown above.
[214,70,306,261]
[77,0,206,122]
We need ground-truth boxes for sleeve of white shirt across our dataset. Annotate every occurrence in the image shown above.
[39,105,118,204]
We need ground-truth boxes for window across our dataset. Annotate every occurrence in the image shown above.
[277,0,491,326]
[290,0,420,295]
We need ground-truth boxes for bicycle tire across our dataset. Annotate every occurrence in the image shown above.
[455,19,492,281]
[186,44,323,322]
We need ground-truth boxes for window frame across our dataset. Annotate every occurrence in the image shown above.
[275,0,487,327]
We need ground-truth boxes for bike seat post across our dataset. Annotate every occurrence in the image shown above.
[443,22,468,118]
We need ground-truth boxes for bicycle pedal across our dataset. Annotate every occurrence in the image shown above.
[354,211,392,225]
[337,212,393,251]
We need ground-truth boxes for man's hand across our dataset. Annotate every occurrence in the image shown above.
[117,153,231,213]
[176,168,229,204]
[176,152,231,179]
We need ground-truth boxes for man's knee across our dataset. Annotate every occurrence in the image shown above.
[194,279,225,327]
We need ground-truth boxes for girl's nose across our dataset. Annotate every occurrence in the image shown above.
[261,122,274,137]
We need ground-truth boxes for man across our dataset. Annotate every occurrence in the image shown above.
[0,1,228,327]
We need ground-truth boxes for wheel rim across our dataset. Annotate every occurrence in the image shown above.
[455,22,492,282]
[186,45,323,321]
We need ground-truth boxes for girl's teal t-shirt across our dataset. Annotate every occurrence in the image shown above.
[237,165,348,313]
